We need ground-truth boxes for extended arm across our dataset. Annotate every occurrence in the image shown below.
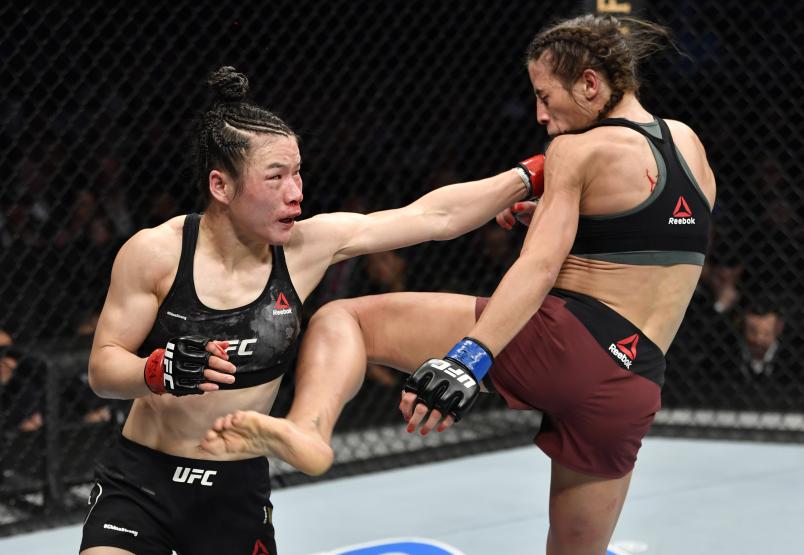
[293,157,543,271]
[333,168,532,261]
[401,138,584,430]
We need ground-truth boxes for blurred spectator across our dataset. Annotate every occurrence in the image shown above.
[729,300,804,411]
[62,374,112,424]
[699,256,743,316]
[0,330,44,432]
[51,188,120,335]
[738,302,785,379]
[62,313,114,424]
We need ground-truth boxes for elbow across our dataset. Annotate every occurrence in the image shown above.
[87,355,114,399]
[87,364,106,398]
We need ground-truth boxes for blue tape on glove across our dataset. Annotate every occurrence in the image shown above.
[446,337,493,380]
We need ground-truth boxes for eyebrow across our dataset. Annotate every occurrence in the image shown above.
[265,161,301,170]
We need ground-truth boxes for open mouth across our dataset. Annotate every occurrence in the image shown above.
[279,217,295,224]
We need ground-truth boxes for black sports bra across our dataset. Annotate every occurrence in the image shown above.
[569,117,711,266]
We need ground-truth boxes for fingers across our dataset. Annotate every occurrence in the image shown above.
[406,403,429,434]
[496,209,515,230]
[400,396,451,435]
[511,201,536,226]
[206,341,236,373]
[204,368,236,385]
[202,339,236,387]
[497,201,538,230]
[206,340,229,358]
[419,408,443,436]
[399,391,417,421]
[435,414,456,433]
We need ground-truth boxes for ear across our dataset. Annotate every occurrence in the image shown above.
[208,169,233,205]
[580,68,602,100]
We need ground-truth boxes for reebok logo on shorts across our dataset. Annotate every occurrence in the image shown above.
[272,292,292,315]
[608,334,639,369]
[668,196,695,224]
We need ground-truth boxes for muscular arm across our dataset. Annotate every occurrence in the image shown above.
[337,169,527,260]
[296,170,528,266]
[465,138,583,355]
[88,229,167,399]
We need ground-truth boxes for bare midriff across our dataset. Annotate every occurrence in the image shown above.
[122,375,282,460]
[554,254,702,354]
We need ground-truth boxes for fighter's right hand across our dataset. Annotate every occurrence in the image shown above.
[144,336,235,396]
[496,200,538,230]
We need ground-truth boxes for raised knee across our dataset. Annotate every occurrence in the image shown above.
[309,299,360,327]
[314,298,357,316]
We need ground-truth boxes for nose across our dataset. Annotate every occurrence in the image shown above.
[286,176,303,205]
[535,99,549,126]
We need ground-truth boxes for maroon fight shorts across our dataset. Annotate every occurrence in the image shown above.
[475,288,664,478]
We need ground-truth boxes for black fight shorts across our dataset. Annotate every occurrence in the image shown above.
[80,435,276,555]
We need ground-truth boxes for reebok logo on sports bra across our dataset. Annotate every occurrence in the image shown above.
[272,292,292,315]
[668,196,695,225]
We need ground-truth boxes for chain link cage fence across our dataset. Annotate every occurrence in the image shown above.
[1,0,802,536]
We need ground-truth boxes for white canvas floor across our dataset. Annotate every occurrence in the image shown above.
[2,436,802,555]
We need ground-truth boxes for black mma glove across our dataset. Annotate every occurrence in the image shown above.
[402,337,493,422]
[144,335,212,396]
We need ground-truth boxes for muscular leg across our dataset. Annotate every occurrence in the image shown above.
[200,292,476,473]
[288,292,477,442]
[546,462,632,555]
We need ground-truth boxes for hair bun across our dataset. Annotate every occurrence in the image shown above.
[207,66,249,102]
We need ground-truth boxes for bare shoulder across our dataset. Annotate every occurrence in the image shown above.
[115,216,185,284]
[546,133,601,164]
[664,118,708,152]
[546,132,605,185]
[664,118,696,136]
[286,212,357,252]
[284,211,356,262]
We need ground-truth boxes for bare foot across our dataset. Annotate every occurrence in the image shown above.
[199,411,334,476]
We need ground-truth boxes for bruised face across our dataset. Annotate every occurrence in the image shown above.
[228,134,303,245]
[527,56,597,137]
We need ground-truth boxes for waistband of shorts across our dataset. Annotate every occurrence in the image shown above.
[549,288,666,387]
[117,433,269,471]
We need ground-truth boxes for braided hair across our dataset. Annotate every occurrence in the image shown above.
[526,15,671,120]
[195,66,294,201]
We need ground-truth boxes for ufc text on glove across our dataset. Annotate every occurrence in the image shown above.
[402,337,493,421]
